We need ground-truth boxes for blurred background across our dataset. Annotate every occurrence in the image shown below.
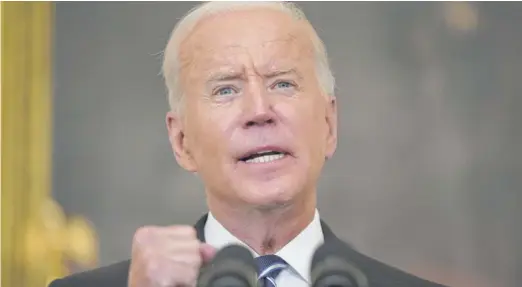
[2,2,521,287]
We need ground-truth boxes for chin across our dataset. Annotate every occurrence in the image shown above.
[236,179,302,208]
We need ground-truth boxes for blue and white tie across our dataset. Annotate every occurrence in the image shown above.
[255,254,288,287]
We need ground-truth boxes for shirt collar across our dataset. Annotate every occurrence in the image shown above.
[204,209,324,283]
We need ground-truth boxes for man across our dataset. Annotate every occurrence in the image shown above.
[50,2,446,287]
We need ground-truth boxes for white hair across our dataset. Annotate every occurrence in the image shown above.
[162,1,335,114]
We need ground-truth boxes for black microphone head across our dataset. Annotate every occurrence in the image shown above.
[198,244,258,287]
[311,241,369,287]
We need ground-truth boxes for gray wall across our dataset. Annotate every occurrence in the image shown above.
[53,2,521,286]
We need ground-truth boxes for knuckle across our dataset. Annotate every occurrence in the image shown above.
[176,254,200,267]
[133,226,154,242]
[184,240,201,251]
[172,225,196,237]
[172,252,202,268]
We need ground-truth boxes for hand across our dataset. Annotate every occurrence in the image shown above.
[128,225,216,287]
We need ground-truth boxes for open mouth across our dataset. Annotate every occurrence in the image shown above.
[239,150,290,164]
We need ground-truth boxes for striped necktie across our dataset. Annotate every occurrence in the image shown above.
[254,254,287,287]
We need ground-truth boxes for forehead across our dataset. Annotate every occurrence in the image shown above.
[178,8,315,76]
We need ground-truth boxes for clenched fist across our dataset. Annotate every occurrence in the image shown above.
[128,225,216,287]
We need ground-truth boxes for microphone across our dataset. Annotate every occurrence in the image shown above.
[198,244,259,287]
[310,241,369,287]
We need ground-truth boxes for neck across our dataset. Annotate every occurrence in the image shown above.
[207,192,316,255]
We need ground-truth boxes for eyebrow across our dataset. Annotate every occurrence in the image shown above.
[207,71,245,83]
[206,67,302,84]
[263,68,302,79]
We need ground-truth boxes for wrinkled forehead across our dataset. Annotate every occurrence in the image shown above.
[178,9,316,78]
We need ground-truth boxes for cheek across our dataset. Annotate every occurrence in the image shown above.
[285,97,326,133]
[185,108,234,162]
[297,100,328,155]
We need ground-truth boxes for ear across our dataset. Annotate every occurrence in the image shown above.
[166,111,197,172]
[325,96,338,159]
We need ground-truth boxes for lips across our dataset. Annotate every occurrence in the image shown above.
[238,146,292,162]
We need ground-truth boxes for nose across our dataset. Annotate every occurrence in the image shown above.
[242,82,275,128]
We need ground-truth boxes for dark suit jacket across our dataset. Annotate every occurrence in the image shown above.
[49,214,446,287]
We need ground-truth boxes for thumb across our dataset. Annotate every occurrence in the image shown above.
[200,243,217,263]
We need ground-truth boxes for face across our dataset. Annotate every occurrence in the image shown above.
[166,8,337,208]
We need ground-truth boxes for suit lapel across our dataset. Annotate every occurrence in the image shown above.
[194,213,208,242]
[320,219,340,244]
[193,213,340,245]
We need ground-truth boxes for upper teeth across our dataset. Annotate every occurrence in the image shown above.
[246,153,285,163]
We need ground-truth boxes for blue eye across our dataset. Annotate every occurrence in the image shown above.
[216,86,235,96]
[274,81,294,89]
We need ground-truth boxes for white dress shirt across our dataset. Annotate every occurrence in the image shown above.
[204,209,324,287]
